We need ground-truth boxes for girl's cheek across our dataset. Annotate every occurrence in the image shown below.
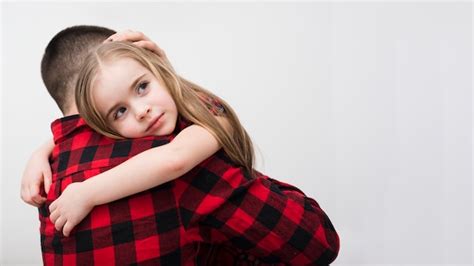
[115,123,130,137]
[122,122,141,138]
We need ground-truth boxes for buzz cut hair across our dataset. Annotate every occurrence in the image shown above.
[41,25,116,114]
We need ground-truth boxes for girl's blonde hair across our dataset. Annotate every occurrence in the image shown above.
[75,42,255,176]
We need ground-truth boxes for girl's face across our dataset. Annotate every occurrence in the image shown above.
[92,57,178,138]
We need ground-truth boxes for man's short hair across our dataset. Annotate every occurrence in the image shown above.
[41,25,116,114]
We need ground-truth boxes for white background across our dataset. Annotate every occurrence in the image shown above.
[1,1,472,265]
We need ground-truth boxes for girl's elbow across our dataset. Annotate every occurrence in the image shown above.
[166,154,187,175]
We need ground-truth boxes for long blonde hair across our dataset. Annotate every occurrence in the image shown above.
[75,42,255,176]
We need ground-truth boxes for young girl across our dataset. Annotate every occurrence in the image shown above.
[48,41,257,237]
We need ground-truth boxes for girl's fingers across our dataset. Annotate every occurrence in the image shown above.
[104,30,167,58]
[54,216,66,232]
[106,30,150,43]
[49,200,56,214]
[63,221,74,237]
[132,41,165,57]
[27,185,41,207]
[49,201,56,212]
[49,209,59,224]
[31,194,46,206]
[118,30,148,41]
[44,168,52,194]
[21,186,33,206]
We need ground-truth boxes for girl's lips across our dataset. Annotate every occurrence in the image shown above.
[146,113,164,132]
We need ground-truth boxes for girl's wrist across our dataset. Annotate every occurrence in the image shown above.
[80,179,100,207]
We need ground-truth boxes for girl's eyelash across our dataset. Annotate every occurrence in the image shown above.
[113,107,126,120]
[137,81,149,92]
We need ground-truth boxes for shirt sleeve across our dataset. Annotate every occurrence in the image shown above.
[178,163,340,265]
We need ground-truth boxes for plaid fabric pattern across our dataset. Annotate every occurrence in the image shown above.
[39,115,339,265]
[200,95,225,116]
[196,243,262,265]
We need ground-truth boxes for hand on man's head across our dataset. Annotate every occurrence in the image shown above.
[105,29,168,60]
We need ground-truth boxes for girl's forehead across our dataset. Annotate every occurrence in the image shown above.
[100,56,142,72]
[95,58,146,84]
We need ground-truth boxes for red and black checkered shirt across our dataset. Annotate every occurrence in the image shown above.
[39,115,339,265]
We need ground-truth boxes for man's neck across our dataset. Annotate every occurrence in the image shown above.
[63,106,79,117]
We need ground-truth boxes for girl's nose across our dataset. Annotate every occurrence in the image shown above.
[136,105,151,120]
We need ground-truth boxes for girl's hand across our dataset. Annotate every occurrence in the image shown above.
[49,182,94,237]
[20,148,53,207]
[104,29,168,60]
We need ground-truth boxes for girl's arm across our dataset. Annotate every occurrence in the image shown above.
[20,138,54,207]
[49,118,230,236]
[91,123,222,203]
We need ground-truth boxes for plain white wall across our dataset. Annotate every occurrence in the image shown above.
[1,2,472,265]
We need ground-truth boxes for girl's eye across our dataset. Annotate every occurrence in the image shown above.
[114,107,127,120]
[137,82,148,95]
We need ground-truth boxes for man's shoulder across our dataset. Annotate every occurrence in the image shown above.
[50,128,174,182]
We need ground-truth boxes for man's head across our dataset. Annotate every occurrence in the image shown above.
[41,25,116,115]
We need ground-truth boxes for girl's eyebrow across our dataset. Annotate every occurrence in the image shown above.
[105,73,147,120]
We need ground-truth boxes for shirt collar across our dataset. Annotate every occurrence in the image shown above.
[50,114,89,144]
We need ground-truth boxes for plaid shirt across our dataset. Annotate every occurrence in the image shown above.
[39,115,339,265]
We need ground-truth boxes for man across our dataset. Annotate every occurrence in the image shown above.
[21,25,339,265]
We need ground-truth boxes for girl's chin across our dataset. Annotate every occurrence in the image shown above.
[122,123,177,138]
[152,124,176,136]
